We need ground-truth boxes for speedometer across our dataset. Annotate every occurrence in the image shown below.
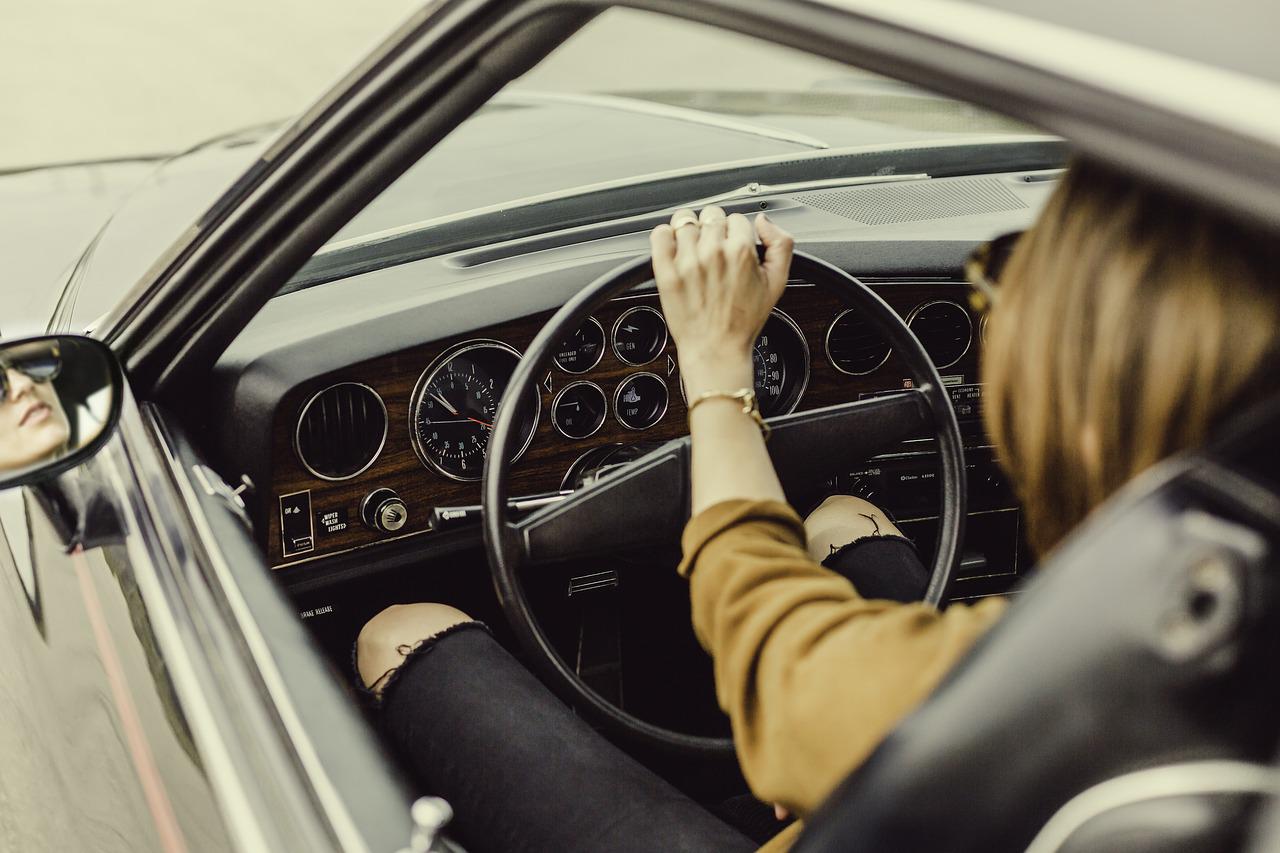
[409,341,540,481]
[753,310,810,416]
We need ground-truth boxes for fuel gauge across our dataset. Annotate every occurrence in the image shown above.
[554,317,606,374]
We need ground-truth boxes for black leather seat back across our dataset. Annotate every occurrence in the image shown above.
[794,397,1280,853]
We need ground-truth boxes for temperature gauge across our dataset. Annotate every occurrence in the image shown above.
[614,373,668,430]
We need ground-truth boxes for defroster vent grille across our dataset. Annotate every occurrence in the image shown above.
[295,382,388,480]
[795,177,1025,226]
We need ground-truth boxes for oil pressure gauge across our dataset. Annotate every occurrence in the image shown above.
[552,382,607,439]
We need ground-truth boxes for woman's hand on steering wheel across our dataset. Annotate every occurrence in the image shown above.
[649,206,795,399]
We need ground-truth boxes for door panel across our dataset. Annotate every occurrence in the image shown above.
[148,404,419,853]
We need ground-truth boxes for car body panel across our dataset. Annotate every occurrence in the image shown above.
[51,132,279,336]
[0,359,415,851]
[0,428,237,852]
[0,161,157,338]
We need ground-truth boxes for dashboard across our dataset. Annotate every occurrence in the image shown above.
[266,277,1021,594]
[204,168,1060,603]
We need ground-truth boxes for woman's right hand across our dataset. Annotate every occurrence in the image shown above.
[649,206,794,399]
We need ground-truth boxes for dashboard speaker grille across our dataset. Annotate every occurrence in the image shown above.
[907,301,973,369]
[295,382,387,480]
[795,177,1025,226]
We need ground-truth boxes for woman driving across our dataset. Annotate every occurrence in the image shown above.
[355,158,1280,852]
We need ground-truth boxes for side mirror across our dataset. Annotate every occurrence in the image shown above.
[0,335,124,489]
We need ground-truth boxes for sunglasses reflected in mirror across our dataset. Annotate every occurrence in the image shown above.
[0,337,122,482]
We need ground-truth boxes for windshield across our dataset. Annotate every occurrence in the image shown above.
[326,9,1035,250]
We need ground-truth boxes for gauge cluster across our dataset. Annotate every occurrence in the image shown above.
[612,306,668,365]
[270,283,982,567]
[399,304,811,483]
[553,317,605,373]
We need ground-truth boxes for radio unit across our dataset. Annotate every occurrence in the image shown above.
[837,445,1028,596]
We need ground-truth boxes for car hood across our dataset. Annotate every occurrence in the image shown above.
[60,124,278,333]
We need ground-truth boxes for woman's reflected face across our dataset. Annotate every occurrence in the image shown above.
[0,365,70,472]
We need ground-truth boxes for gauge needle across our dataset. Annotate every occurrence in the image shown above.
[467,416,494,429]
[430,392,460,415]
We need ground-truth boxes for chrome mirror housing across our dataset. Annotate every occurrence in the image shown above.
[0,335,124,488]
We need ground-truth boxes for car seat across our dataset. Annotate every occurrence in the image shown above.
[793,394,1280,853]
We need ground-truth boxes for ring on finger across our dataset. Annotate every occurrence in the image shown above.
[698,212,728,236]
[698,206,727,225]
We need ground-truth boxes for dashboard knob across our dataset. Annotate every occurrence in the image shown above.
[362,488,408,533]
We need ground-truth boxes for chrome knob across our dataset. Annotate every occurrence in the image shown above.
[361,488,408,533]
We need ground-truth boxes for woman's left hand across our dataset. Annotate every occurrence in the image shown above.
[650,205,794,399]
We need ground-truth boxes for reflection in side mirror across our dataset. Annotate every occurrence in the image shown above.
[0,335,123,488]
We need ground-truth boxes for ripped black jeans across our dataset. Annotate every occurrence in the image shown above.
[369,535,925,853]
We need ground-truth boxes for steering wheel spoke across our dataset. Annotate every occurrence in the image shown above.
[513,390,930,564]
[515,440,690,564]
[769,390,931,506]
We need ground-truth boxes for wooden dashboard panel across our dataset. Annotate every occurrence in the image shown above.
[267,281,982,567]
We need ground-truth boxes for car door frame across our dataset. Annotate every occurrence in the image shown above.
[135,401,422,852]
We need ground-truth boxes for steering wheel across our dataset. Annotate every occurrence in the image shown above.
[483,251,966,756]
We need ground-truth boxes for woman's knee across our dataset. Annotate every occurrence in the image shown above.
[357,603,473,692]
[803,494,902,561]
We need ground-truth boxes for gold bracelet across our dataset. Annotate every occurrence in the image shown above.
[686,387,771,439]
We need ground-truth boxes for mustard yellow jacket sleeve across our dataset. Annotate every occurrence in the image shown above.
[678,498,1006,824]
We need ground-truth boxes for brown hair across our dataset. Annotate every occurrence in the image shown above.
[981,159,1280,555]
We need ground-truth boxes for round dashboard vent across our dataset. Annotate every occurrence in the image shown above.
[907,301,972,369]
[826,309,891,375]
[295,382,387,481]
